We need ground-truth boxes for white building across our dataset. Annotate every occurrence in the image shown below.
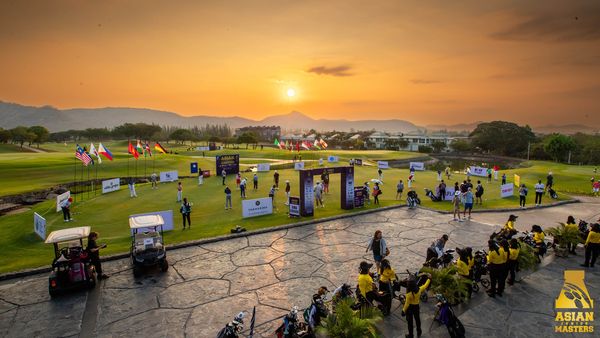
[367,132,465,151]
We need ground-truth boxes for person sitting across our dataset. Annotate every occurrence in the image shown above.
[531,224,547,262]
[425,234,449,265]
[455,247,473,298]
[500,215,519,239]
[378,259,396,315]
[357,261,388,310]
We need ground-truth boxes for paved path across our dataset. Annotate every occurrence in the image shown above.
[1,199,600,337]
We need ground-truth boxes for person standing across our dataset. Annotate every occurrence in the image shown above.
[463,187,474,219]
[487,168,492,183]
[487,240,507,297]
[363,182,371,205]
[546,172,554,193]
[150,172,158,189]
[366,230,389,270]
[240,178,247,199]
[402,273,431,338]
[269,185,276,207]
[452,191,462,222]
[593,180,600,197]
[445,166,451,180]
[518,184,528,208]
[378,168,384,181]
[128,178,137,198]
[581,223,600,268]
[224,186,232,210]
[323,173,330,194]
[253,173,258,191]
[378,259,397,315]
[407,174,413,189]
[565,216,578,254]
[396,180,404,200]
[176,182,183,202]
[475,180,484,205]
[235,173,241,190]
[273,170,280,189]
[87,232,108,280]
[60,197,73,222]
[314,182,324,208]
[439,180,447,201]
[373,182,381,205]
[436,170,442,182]
[534,180,545,206]
[284,180,291,205]
[507,238,520,285]
[180,197,192,229]
[221,169,227,185]
[501,173,507,185]
[197,168,203,185]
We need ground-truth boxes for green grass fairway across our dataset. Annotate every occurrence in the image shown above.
[0,156,595,274]
[0,144,36,153]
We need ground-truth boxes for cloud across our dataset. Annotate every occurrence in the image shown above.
[410,79,441,84]
[307,65,353,77]
[490,5,600,42]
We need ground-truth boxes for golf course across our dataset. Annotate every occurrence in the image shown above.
[0,142,595,274]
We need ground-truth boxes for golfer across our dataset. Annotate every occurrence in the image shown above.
[128,178,137,198]
[150,172,158,189]
[221,169,227,185]
[396,180,404,200]
[273,170,280,189]
[534,180,544,206]
[253,174,258,190]
[60,197,73,222]
[284,180,291,205]
[224,186,232,210]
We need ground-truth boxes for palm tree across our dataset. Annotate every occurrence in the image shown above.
[317,298,382,338]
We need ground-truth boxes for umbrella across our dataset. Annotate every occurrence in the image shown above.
[371,179,383,185]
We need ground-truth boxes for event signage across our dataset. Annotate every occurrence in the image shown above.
[257,163,270,172]
[354,159,363,166]
[377,161,389,169]
[328,156,339,163]
[33,212,46,240]
[409,162,425,171]
[294,162,305,170]
[500,183,514,198]
[190,162,198,174]
[201,170,211,177]
[469,166,488,177]
[56,191,71,212]
[129,210,174,234]
[354,187,365,208]
[514,174,521,187]
[289,196,300,217]
[216,154,240,175]
[299,166,354,217]
[196,146,210,151]
[344,171,355,208]
[242,197,273,218]
[101,178,120,194]
[444,187,456,201]
[318,158,324,166]
[160,171,179,182]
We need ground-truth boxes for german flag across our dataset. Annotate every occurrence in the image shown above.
[154,142,168,154]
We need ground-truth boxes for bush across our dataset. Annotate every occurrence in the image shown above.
[420,266,471,304]
[317,298,382,338]
[546,223,580,248]
[418,145,433,153]
[517,241,539,271]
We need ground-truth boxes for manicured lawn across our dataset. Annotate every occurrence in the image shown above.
[0,144,36,153]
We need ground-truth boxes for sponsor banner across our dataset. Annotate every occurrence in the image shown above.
[56,191,71,212]
[318,158,324,166]
[344,171,355,209]
[160,170,179,182]
[514,174,521,187]
[500,183,514,198]
[409,162,425,171]
[354,159,363,166]
[469,166,488,177]
[102,178,120,194]
[328,155,339,163]
[190,162,198,174]
[289,196,301,217]
[294,162,305,170]
[129,210,174,234]
[34,212,46,240]
[377,161,389,169]
[216,154,240,176]
[242,197,273,218]
[201,170,211,177]
[257,163,270,172]
[196,146,210,151]
[354,187,365,208]
[444,187,456,201]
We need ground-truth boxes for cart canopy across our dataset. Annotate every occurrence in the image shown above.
[129,215,165,230]
[45,226,91,244]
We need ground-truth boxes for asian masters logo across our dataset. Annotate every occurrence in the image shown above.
[555,270,594,333]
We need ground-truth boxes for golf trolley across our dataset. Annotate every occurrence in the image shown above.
[45,226,96,297]
[129,214,169,277]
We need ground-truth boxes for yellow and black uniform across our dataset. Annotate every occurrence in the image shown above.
[566,222,578,254]
[378,267,396,315]
[533,231,547,258]
[533,231,545,245]
[357,273,389,311]
[456,258,473,297]
[583,230,600,267]
[467,256,474,270]
[507,246,520,285]
[487,248,508,296]
[403,278,431,338]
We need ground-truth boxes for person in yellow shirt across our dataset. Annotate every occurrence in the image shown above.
[565,216,578,254]
[531,225,547,262]
[487,240,508,297]
[378,259,396,315]
[357,261,388,310]
[401,273,431,338]
[501,214,518,239]
[581,223,600,268]
[507,238,520,285]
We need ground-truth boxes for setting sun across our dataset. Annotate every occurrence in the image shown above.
[286,88,296,98]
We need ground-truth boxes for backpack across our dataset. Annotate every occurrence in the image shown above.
[477,185,484,194]
[523,188,528,196]
[303,305,314,324]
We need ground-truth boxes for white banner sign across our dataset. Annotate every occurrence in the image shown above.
[377,161,389,169]
[257,163,270,172]
[56,191,70,212]
[469,166,488,177]
[294,162,305,170]
[196,146,210,151]
[129,210,174,234]
[328,155,339,163]
[500,183,514,198]
[444,187,456,201]
[102,178,120,194]
[409,162,425,171]
[160,170,179,182]
[242,197,273,218]
[34,212,46,240]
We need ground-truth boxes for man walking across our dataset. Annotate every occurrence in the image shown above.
[534,180,545,206]
[180,197,192,229]
[224,186,232,209]
[314,181,324,208]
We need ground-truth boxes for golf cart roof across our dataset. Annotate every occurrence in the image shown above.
[129,214,165,229]
[45,226,91,244]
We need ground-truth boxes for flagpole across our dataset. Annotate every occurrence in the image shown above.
[95,161,98,196]
[87,164,90,199]
[73,152,77,202]
[144,153,147,178]
[80,162,84,201]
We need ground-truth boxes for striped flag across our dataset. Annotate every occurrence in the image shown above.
[98,143,113,161]
[128,140,140,159]
[136,140,144,155]
[89,143,102,163]
[301,141,310,150]
[248,306,256,338]
[75,144,92,166]
[145,142,152,157]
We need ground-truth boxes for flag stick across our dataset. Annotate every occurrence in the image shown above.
[73,152,77,202]
[80,162,84,201]
[95,161,98,196]
[135,157,138,178]
[87,164,90,199]
[144,154,147,178]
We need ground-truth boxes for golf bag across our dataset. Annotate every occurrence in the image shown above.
[407,191,421,208]
[548,188,558,199]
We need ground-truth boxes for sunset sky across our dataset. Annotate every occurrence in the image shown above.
[1,0,599,126]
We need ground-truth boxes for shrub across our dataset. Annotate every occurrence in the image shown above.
[317,298,382,338]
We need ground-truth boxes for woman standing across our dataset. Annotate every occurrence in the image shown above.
[373,182,381,205]
[180,197,192,229]
[366,230,389,270]
[518,184,528,208]
[507,238,520,285]
[581,223,600,268]
[87,232,108,280]
[378,259,396,315]
[486,240,507,297]
[284,180,291,205]
[176,182,183,202]
[565,216,578,254]
[402,273,431,338]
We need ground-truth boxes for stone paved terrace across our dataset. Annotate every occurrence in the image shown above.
[1,197,600,338]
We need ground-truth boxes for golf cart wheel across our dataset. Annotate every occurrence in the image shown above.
[49,287,58,298]
[472,283,479,293]
[133,266,142,278]
[481,278,490,290]
[160,259,169,272]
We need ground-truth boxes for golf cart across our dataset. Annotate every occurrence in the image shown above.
[45,226,96,297]
[129,214,168,277]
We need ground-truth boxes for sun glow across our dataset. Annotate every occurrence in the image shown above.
[286,88,296,97]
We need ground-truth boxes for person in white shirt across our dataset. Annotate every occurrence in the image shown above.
[128,178,137,198]
[150,173,158,189]
[314,182,324,207]
[534,180,545,206]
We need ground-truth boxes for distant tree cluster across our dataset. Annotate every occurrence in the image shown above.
[0,126,49,148]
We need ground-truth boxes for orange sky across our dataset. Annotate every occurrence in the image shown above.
[1,0,599,126]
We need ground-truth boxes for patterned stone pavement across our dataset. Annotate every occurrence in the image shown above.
[1,197,600,338]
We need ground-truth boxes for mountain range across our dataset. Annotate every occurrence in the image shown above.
[0,100,596,134]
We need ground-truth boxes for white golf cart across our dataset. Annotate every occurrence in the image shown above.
[129,214,168,277]
[45,226,96,297]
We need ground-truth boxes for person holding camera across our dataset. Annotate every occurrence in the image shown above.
[87,231,109,280]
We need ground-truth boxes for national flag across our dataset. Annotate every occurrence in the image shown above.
[301,141,310,150]
[286,140,291,151]
[75,144,92,166]
[136,140,144,155]
[319,138,328,149]
[274,138,280,147]
[89,143,102,163]
[295,141,300,152]
[313,141,321,150]
[128,140,139,159]
[248,306,256,338]
[82,146,94,165]
[98,143,113,161]
[154,142,168,154]
[145,142,152,157]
